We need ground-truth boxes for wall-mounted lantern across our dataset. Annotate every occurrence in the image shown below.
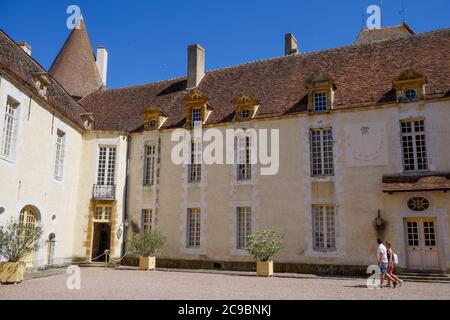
[375,210,385,227]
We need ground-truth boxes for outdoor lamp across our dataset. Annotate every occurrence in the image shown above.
[375,210,384,227]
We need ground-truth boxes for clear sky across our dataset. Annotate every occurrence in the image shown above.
[0,0,449,89]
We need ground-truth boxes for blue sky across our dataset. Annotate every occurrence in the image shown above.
[0,0,449,89]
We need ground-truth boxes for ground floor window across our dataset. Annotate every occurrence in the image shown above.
[236,207,252,249]
[187,208,201,248]
[312,205,336,251]
[141,209,152,233]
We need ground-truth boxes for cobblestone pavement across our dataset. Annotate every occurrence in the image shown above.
[1,268,449,300]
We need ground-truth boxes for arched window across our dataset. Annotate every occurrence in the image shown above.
[405,89,417,101]
[19,206,38,229]
[407,197,430,212]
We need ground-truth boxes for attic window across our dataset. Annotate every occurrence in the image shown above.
[148,119,157,129]
[405,89,417,101]
[240,109,251,119]
[313,92,327,112]
[32,72,51,99]
[191,108,202,127]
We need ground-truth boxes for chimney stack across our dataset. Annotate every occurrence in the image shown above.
[187,44,205,88]
[284,33,298,55]
[16,42,32,56]
[96,47,108,86]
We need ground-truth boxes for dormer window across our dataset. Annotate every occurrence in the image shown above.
[405,88,417,101]
[184,89,212,129]
[191,108,202,127]
[240,109,251,119]
[393,70,427,103]
[232,93,259,122]
[148,119,157,129]
[313,92,327,112]
[32,72,52,99]
[306,72,336,113]
[142,105,167,131]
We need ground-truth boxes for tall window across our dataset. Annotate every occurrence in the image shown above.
[312,205,336,251]
[313,92,327,112]
[187,208,201,248]
[188,141,202,183]
[1,98,19,159]
[310,128,334,176]
[143,145,156,186]
[97,146,116,185]
[191,108,202,127]
[53,130,66,180]
[401,120,428,171]
[236,207,252,249]
[141,209,152,233]
[236,135,252,181]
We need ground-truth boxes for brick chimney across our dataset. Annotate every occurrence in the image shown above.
[96,47,108,86]
[16,42,32,56]
[285,33,298,55]
[187,44,205,88]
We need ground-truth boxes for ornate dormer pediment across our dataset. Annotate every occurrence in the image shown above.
[232,93,259,121]
[32,72,52,99]
[142,105,168,130]
[306,72,336,112]
[184,89,212,128]
[80,112,95,130]
[393,70,427,102]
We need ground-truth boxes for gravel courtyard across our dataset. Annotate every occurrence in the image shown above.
[1,268,449,300]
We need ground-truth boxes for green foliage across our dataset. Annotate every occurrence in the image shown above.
[0,220,43,262]
[245,229,284,262]
[129,231,166,257]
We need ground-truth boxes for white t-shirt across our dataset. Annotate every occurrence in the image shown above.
[377,243,388,263]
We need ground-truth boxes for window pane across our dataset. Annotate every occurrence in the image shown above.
[310,129,334,176]
[143,145,156,186]
[401,120,428,171]
[187,208,201,248]
[236,207,251,249]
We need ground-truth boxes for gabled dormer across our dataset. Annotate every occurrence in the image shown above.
[142,105,168,131]
[80,112,95,130]
[32,72,52,99]
[306,72,336,113]
[184,89,213,129]
[232,93,259,122]
[393,69,427,103]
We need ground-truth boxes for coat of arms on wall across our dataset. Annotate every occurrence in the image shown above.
[345,122,388,167]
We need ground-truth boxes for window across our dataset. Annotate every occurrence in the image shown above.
[313,92,327,112]
[94,206,112,221]
[191,108,202,127]
[97,146,116,185]
[53,130,66,180]
[404,89,417,101]
[236,207,252,249]
[1,98,19,159]
[148,119,157,129]
[240,109,251,119]
[310,128,334,176]
[312,205,336,251]
[407,197,430,212]
[236,135,252,181]
[141,209,152,233]
[187,208,201,248]
[401,120,428,171]
[143,145,156,186]
[188,141,202,183]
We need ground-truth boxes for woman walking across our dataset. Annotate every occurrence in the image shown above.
[386,241,403,288]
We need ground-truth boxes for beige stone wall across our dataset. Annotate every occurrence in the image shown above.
[127,99,450,271]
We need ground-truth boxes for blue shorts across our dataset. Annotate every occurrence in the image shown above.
[379,262,388,275]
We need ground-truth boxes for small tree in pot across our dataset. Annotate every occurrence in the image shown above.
[245,229,284,277]
[0,221,43,284]
[129,231,166,270]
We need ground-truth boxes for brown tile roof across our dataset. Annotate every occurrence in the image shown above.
[355,23,415,45]
[49,17,102,99]
[0,30,88,129]
[81,27,450,132]
[382,173,450,193]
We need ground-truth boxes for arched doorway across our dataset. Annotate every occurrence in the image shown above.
[92,223,111,262]
[19,205,41,267]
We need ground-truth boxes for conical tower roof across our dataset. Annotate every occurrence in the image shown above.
[49,16,102,99]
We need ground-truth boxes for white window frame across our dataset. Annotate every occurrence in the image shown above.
[141,209,152,233]
[236,135,252,181]
[94,206,112,222]
[236,207,252,250]
[1,97,20,160]
[186,208,201,248]
[401,119,428,172]
[313,92,327,112]
[312,205,336,252]
[143,145,156,186]
[188,140,202,183]
[53,130,66,180]
[310,128,334,177]
[96,146,117,186]
[191,108,202,127]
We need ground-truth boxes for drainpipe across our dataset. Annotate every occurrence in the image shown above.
[121,135,132,263]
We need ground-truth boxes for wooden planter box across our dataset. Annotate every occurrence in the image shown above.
[139,256,156,271]
[0,262,26,284]
[256,261,273,277]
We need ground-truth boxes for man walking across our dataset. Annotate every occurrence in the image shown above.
[377,238,389,288]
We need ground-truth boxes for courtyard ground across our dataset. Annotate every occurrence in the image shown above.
[0,267,449,300]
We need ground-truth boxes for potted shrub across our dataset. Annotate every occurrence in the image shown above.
[245,229,284,277]
[129,231,166,271]
[0,221,43,284]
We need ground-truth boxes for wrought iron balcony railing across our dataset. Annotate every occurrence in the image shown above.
[92,184,116,200]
